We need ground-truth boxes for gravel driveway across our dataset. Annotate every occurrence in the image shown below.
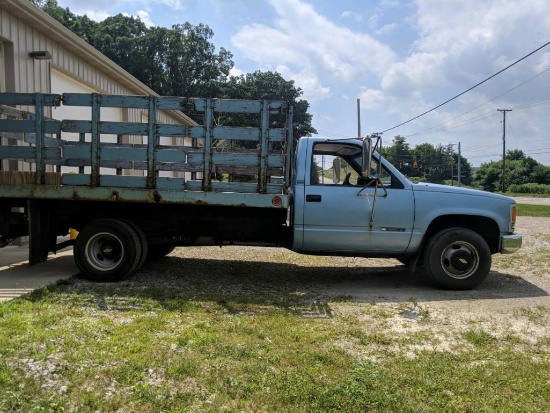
[157,215,549,356]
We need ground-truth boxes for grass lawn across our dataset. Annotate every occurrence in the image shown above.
[516,203,550,217]
[1,255,550,412]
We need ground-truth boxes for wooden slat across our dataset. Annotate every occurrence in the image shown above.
[192,99,287,114]
[156,148,186,163]
[157,124,204,138]
[213,126,260,142]
[63,93,191,111]
[61,120,149,135]
[90,94,101,186]
[0,146,36,158]
[284,105,294,187]
[0,93,61,106]
[0,171,61,185]
[102,147,147,161]
[0,119,61,134]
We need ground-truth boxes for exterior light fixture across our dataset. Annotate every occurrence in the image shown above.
[29,51,52,60]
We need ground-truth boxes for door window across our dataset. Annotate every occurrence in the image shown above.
[311,142,392,186]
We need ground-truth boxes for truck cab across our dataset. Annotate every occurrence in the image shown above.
[292,137,415,254]
[291,137,522,290]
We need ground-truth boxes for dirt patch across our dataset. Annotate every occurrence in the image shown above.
[327,216,550,359]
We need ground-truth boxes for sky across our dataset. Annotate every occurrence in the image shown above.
[55,0,550,166]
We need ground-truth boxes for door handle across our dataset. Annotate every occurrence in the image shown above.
[306,194,322,202]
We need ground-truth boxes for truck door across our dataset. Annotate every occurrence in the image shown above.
[300,142,414,254]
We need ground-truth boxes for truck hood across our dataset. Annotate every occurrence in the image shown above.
[411,182,514,203]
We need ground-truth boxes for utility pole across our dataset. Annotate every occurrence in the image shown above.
[457,142,461,187]
[449,142,462,187]
[497,109,512,193]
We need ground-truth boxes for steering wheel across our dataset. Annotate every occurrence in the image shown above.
[342,172,352,185]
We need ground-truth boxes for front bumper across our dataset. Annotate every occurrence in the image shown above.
[500,233,522,254]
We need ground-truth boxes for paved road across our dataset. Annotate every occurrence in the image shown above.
[0,246,77,302]
[514,197,550,205]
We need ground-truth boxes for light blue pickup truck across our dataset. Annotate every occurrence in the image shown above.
[0,93,521,289]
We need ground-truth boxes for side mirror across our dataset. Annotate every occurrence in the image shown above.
[332,158,341,183]
[362,138,372,178]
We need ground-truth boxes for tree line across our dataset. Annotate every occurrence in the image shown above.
[382,136,473,185]
[384,136,550,193]
[474,149,550,194]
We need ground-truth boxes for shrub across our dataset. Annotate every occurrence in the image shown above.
[507,183,550,194]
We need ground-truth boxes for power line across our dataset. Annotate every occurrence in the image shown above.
[408,111,498,137]
[405,65,550,138]
[463,143,502,153]
[379,40,550,134]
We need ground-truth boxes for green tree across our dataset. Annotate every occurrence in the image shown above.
[33,1,233,97]
[382,137,472,184]
[383,136,414,176]
[218,71,316,144]
[474,150,550,192]
[453,151,473,185]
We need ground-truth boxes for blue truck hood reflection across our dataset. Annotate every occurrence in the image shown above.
[411,182,513,202]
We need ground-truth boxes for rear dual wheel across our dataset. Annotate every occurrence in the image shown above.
[74,219,148,282]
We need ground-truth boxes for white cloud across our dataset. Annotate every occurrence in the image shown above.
[331,3,550,165]
[357,0,550,164]
[84,10,111,22]
[375,23,399,36]
[359,88,385,109]
[341,11,363,22]
[276,65,332,102]
[229,67,245,77]
[231,0,397,99]
[57,0,184,15]
[157,0,184,10]
[137,10,154,27]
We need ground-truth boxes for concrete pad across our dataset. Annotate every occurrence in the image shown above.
[0,247,78,302]
[514,197,550,206]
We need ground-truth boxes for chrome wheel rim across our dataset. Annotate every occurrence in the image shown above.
[84,232,124,272]
[440,241,479,279]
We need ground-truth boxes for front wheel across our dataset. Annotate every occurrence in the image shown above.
[423,227,491,290]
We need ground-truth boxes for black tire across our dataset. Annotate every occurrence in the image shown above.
[121,220,148,271]
[74,219,141,282]
[146,244,175,261]
[423,227,491,290]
